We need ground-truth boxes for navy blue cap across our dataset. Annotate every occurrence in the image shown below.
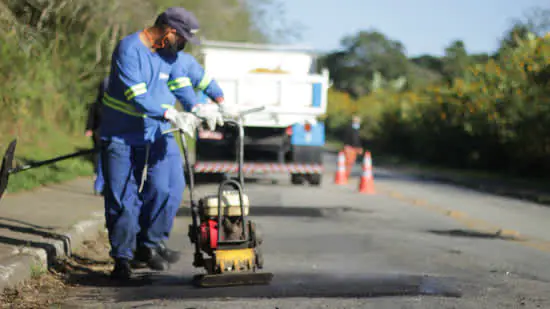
[156,7,200,45]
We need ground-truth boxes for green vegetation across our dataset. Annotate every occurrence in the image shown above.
[323,7,550,180]
[0,0,297,193]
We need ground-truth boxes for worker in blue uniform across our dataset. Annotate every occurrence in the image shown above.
[100,7,223,280]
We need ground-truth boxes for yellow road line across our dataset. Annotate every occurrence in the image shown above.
[377,184,550,253]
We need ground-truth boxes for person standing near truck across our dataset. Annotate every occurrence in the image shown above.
[343,115,363,179]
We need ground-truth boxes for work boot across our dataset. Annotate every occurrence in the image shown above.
[157,241,181,264]
[110,258,132,281]
[134,246,169,271]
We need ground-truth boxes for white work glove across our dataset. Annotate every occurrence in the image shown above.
[164,107,201,138]
[191,104,224,131]
[218,103,241,119]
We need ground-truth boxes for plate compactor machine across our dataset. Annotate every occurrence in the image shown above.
[165,106,273,288]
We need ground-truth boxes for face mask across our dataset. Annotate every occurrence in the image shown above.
[176,40,187,51]
[352,123,360,130]
[159,35,186,56]
[161,39,178,55]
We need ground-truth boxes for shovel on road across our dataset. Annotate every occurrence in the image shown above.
[0,139,98,202]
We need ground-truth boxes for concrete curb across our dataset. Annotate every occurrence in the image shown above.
[0,211,105,292]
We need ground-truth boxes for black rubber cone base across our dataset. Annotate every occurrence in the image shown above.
[0,139,16,202]
[192,272,274,288]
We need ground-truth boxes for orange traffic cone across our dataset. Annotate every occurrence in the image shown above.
[334,151,347,184]
[358,151,375,194]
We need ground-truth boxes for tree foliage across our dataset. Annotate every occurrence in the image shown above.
[320,30,411,98]
[0,0,295,146]
[325,7,550,178]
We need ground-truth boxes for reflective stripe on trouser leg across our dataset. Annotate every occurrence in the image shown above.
[137,135,185,248]
[101,140,142,260]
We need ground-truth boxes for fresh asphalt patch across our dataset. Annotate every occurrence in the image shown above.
[105,272,463,303]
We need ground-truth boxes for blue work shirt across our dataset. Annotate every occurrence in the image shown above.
[100,31,197,145]
[176,52,223,101]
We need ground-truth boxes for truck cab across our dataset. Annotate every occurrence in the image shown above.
[193,40,330,186]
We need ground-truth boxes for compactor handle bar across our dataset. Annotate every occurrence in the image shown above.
[162,105,266,187]
[161,106,266,136]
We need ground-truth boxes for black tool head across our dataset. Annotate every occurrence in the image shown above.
[192,272,273,288]
[0,139,17,202]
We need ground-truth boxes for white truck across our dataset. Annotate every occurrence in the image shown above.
[193,40,330,185]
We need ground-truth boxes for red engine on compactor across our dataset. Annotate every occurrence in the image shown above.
[194,211,263,254]
[200,219,219,250]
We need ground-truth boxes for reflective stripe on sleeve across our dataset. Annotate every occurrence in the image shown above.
[168,77,192,91]
[124,83,147,100]
[197,74,212,90]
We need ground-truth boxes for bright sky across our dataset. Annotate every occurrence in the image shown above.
[281,0,550,57]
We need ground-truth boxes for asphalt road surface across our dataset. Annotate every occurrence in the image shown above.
[60,153,550,308]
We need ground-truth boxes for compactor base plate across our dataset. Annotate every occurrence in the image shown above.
[192,272,273,288]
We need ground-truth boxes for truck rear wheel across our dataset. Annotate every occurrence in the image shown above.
[291,174,305,185]
[307,173,322,186]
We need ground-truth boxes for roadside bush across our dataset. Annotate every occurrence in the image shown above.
[326,32,550,177]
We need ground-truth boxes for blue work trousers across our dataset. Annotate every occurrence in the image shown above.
[101,135,185,260]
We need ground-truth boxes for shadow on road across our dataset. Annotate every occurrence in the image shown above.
[191,174,291,188]
[373,166,550,207]
[428,229,518,241]
[340,168,423,182]
[176,205,370,218]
